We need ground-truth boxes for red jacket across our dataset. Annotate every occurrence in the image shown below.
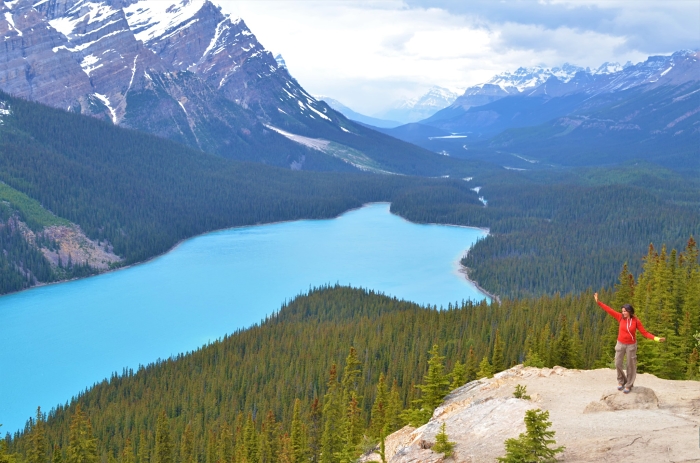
[597,301,657,344]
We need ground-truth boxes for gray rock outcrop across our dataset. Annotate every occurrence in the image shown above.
[362,366,700,463]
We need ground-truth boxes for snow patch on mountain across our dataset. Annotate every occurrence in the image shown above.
[123,0,207,45]
[487,63,585,92]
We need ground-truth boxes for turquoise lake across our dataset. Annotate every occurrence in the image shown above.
[0,203,487,432]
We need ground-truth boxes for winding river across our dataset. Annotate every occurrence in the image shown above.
[0,203,487,431]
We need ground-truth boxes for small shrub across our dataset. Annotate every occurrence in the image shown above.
[523,350,545,368]
[432,423,455,458]
[513,384,531,400]
[498,409,564,463]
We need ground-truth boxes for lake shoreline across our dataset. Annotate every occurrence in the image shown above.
[3,202,491,299]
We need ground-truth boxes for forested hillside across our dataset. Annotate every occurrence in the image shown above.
[392,166,700,298]
[0,92,484,294]
[4,238,698,463]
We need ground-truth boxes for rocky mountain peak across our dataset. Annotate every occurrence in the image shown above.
[0,0,343,160]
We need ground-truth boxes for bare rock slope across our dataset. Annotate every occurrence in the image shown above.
[368,366,699,462]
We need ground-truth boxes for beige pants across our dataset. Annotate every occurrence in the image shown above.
[615,341,637,388]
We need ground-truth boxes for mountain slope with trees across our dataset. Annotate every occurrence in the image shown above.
[4,238,698,462]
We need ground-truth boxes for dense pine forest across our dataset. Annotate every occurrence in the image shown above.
[3,238,698,463]
[392,166,700,298]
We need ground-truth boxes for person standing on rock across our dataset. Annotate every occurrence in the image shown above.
[594,293,665,394]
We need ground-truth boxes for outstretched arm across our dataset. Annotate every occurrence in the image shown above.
[636,319,666,342]
[594,293,622,321]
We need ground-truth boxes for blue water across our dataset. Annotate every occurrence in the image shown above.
[0,203,487,432]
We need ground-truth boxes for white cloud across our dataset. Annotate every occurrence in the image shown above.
[218,0,698,115]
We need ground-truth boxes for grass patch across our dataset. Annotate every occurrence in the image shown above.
[0,181,70,230]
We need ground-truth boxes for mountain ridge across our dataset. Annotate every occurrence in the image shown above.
[0,0,459,175]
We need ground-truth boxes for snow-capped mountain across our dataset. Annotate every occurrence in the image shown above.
[0,0,375,169]
[434,50,699,116]
[487,63,585,92]
[379,86,460,123]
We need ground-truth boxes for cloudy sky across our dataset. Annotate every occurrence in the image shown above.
[219,0,699,115]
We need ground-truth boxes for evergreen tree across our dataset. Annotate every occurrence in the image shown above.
[497,409,564,463]
[138,430,150,463]
[290,399,305,463]
[450,361,467,390]
[122,440,135,463]
[339,348,363,455]
[492,331,506,373]
[204,431,215,463]
[401,345,450,427]
[278,435,292,463]
[552,316,580,369]
[28,407,47,463]
[341,347,362,399]
[217,422,233,463]
[337,394,361,463]
[432,423,455,458]
[477,356,494,379]
[465,346,478,382]
[244,414,260,463]
[154,412,172,463]
[52,444,62,463]
[320,365,342,463]
[261,411,280,463]
[307,400,321,463]
[368,373,388,440]
[523,350,545,368]
[67,405,98,463]
[0,425,11,463]
[179,426,194,463]
[386,380,403,433]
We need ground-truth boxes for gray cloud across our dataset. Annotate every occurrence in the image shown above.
[404,0,700,56]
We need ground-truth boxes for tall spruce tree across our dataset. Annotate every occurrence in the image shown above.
[179,426,193,463]
[52,444,62,463]
[492,331,505,373]
[138,430,150,463]
[154,412,172,463]
[465,346,478,382]
[217,422,233,463]
[28,407,46,463]
[122,440,135,463]
[450,361,467,390]
[67,405,97,463]
[477,357,494,379]
[386,380,403,433]
[401,345,450,426]
[307,399,321,463]
[290,399,305,463]
[244,414,260,463]
[368,373,388,440]
[320,365,342,463]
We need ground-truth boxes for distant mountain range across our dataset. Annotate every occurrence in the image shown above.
[318,86,462,128]
[378,50,700,172]
[0,0,461,176]
[378,86,462,124]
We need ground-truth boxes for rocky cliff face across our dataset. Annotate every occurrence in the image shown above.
[0,0,346,166]
[363,365,699,462]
